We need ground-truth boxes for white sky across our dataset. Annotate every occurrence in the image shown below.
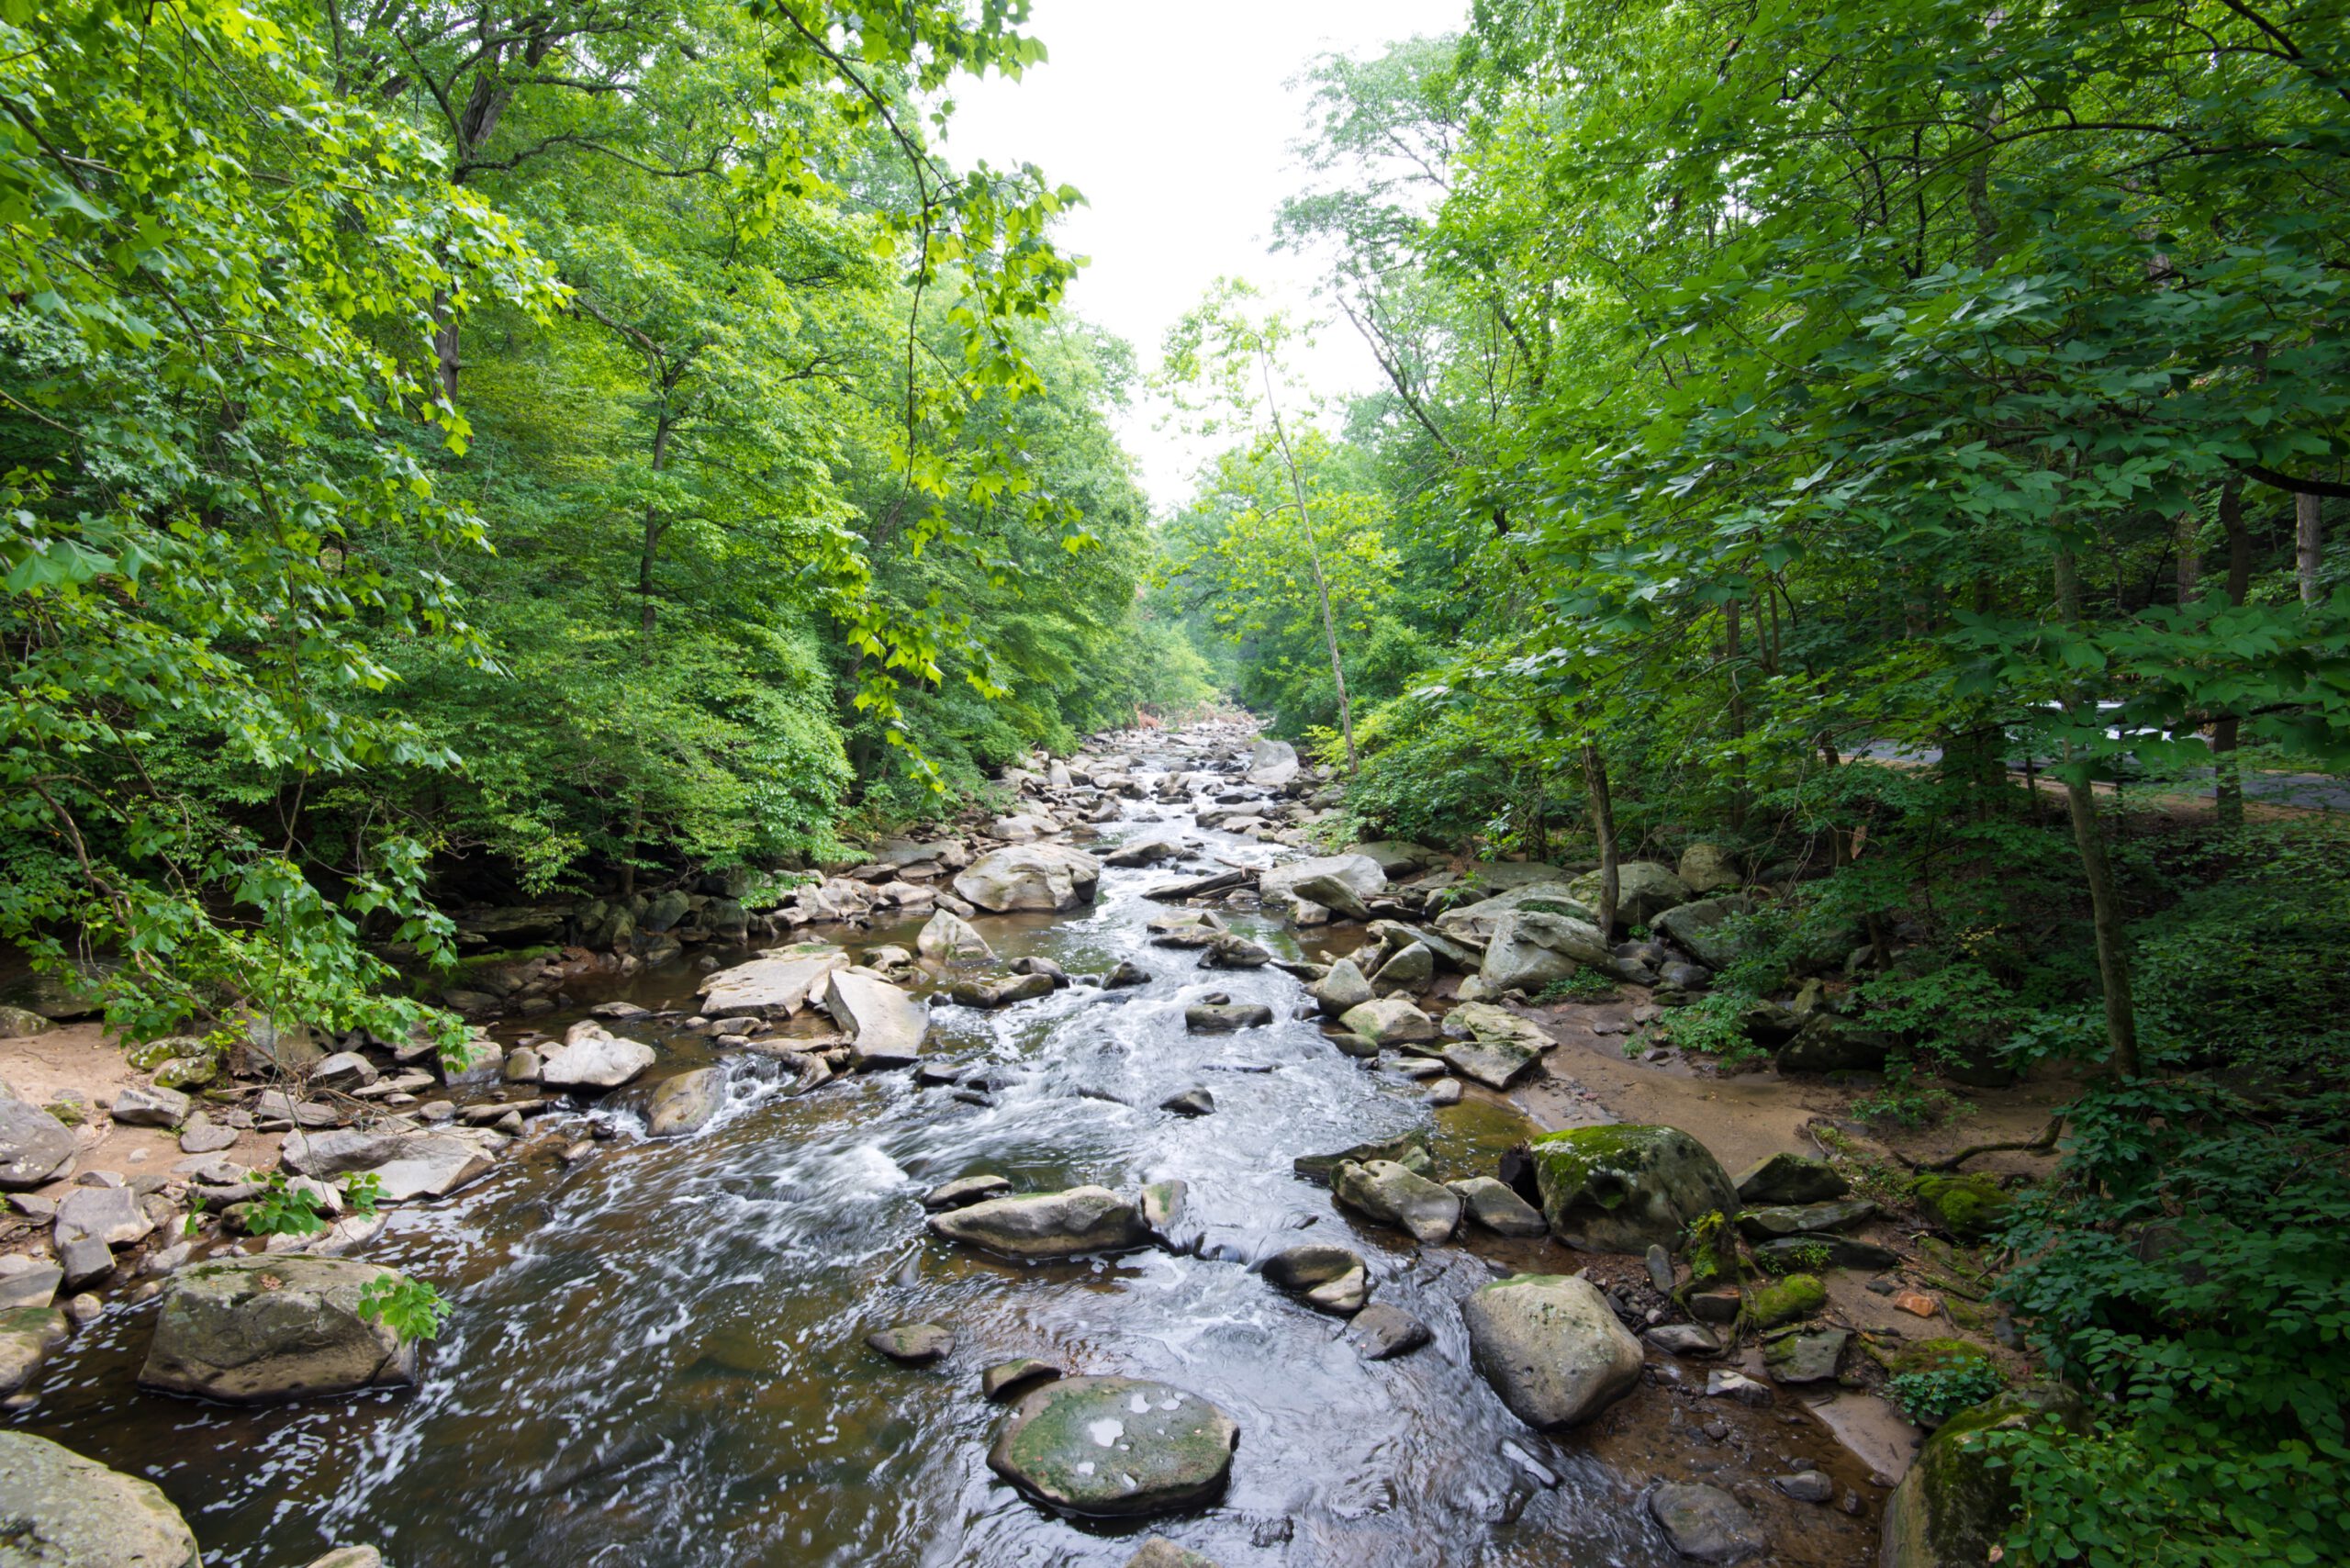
[944,1,1467,511]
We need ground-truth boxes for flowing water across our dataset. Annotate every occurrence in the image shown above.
[6,732,1881,1567]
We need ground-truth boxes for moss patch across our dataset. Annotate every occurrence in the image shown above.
[1912,1171,2014,1240]
[1750,1272,1826,1327]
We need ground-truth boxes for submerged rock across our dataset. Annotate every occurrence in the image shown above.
[982,1358,1064,1403]
[0,1431,202,1567]
[1528,1125,1740,1253]
[987,1375,1239,1518]
[1183,1002,1272,1034]
[1126,1539,1219,1568]
[1462,1273,1644,1430]
[867,1322,955,1365]
[644,1067,726,1137]
[1649,1481,1768,1562]
[0,1306,66,1394]
[1348,1303,1432,1361]
[140,1255,419,1404]
[1259,1244,1369,1316]
[927,1186,1147,1260]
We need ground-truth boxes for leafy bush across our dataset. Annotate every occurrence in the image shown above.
[358,1276,455,1343]
[1537,969,1619,1002]
[1655,991,1771,1070]
[1886,1361,2007,1425]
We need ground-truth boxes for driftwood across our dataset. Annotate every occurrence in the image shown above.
[1906,1114,2067,1173]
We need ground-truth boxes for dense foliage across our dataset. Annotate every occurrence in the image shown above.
[1,0,1205,1040]
[1157,3,2350,1561]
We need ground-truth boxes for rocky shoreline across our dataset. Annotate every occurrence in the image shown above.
[0,718,2047,1566]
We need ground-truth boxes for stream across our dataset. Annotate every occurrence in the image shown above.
[5,728,1881,1567]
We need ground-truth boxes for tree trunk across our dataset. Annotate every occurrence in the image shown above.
[2053,549,2140,1078]
[1260,356,1358,770]
[1582,741,1618,936]
[2215,482,2252,827]
[2298,493,2324,605]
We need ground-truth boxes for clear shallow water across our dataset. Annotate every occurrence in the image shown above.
[9,739,1879,1567]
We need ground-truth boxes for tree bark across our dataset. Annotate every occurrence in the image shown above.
[2053,548,2140,1078]
[1582,741,1619,936]
[1260,354,1358,770]
[2298,493,2324,605]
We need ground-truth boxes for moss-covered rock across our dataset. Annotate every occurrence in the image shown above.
[1911,1172,2014,1241]
[986,1375,1238,1518]
[1749,1272,1826,1328]
[1880,1386,2086,1568]
[1528,1125,1739,1253]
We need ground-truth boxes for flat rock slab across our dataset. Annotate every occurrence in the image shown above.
[1183,1003,1272,1034]
[1763,1327,1852,1384]
[1439,1035,1540,1090]
[53,1186,151,1249]
[140,1255,418,1404]
[988,1375,1239,1518]
[696,946,848,1017]
[928,1186,1147,1260]
[541,1022,656,1090]
[0,1099,75,1190]
[0,1430,201,1567]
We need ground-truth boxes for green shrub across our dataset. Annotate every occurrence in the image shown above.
[1887,1361,2007,1426]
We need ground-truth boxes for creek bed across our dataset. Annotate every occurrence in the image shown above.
[6,734,1882,1566]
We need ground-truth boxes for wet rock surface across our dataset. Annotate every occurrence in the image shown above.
[987,1376,1240,1518]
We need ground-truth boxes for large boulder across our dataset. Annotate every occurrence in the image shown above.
[1441,1002,1553,1089]
[1480,910,1614,991]
[0,1307,66,1394]
[1651,895,1756,970]
[1774,1014,1896,1074]
[0,1099,76,1189]
[1258,855,1385,924]
[108,1084,190,1127]
[140,1255,420,1403]
[1331,1159,1460,1244]
[988,1375,1239,1518]
[1677,844,1742,896]
[1734,1152,1852,1205]
[1345,841,1435,877]
[917,910,993,961]
[1307,958,1373,1016]
[954,845,1102,913]
[1462,1273,1644,1429]
[1244,738,1300,786]
[1651,1482,1768,1562]
[1529,1126,1740,1253]
[1434,883,1595,943]
[540,1021,656,1090]
[1337,997,1438,1047]
[54,1186,151,1249]
[927,1186,1147,1259]
[1882,1388,2087,1568]
[644,1067,727,1137]
[823,972,931,1070]
[0,1431,201,1567]
[1567,860,1692,929]
[697,946,849,1017]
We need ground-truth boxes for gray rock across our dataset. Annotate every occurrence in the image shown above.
[952,844,1102,913]
[1200,934,1273,969]
[949,972,1057,1008]
[825,972,931,1070]
[923,1174,1012,1211]
[1649,1482,1767,1562]
[1448,1176,1548,1237]
[1733,1151,1852,1205]
[1292,1133,1432,1185]
[1258,854,1385,924]
[1434,882,1595,942]
[1338,997,1438,1047]
[1289,873,1371,921]
[140,1255,419,1403]
[1568,860,1692,929]
[303,1551,386,1568]
[1480,910,1614,991]
[177,1116,239,1154]
[1307,958,1374,1015]
[1651,894,1755,969]
[1370,941,1435,992]
[981,1357,1063,1402]
[503,1047,542,1083]
[1882,1386,2087,1567]
[867,1322,954,1364]
[1763,1327,1852,1384]
[1774,1470,1834,1504]
[0,1261,61,1310]
[352,1136,492,1204]
[1424,1078,1463,1106]
[1706,1368,1774,1406]
[1332,1159,1460,1244]
[108,1084,189,1127]
[1159,1088,1214,1118]
[1102,835,1185,868]
[1346,840,1435,877]
[927,1185,1147,1259]
[1104,959,1152,989]
[1463,1273,1645,1429]
[0,1430,201,1566]
[987,1375,1238,1518]
[644,1067,726,1137]
[1260,1244,1369,1316]
[540,1021,656,1090]
[1774,1014,1897,1074]
[1751,1234,1900,1271]
[1348,1303,1432,1361]
[1677,844,1741,895]
[308,1051,381,1092]
[54,1186,151,1249]
[1439,1032,1541,1090]
[917,909,995,961]
[1184,1002,1272,1033]
[1647,1243,1677,1294]
[59,1238,113,1291]
[280,1127,410,1177]
[1528,1125,1740,1253]
[1645,1324,1722,1356]
[1126,1538,1219,1568]
[697,946,849,1017]
[0,1099,75,1189]
[1245,737,1300,786]
[1737,1199,1877,1238]
[0,1004,54,1038]
[0,1306,65,1394]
